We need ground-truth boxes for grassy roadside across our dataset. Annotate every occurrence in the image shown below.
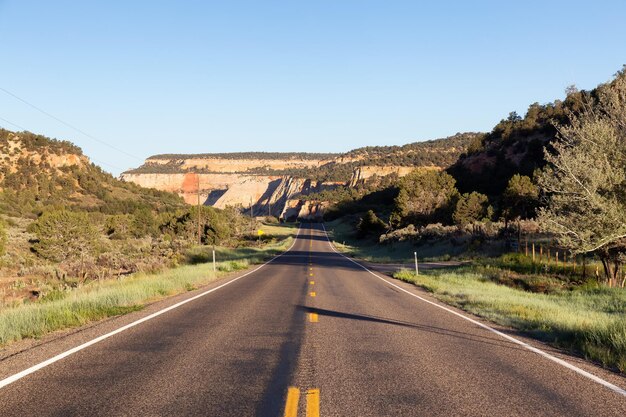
[0,224,297,347]
[186,222,299,264]
[324,219,626,372]
[394,269,626,373]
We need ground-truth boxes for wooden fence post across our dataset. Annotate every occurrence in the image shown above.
[555,251,559,270]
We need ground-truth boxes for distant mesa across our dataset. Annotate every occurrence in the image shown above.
[121,133,478,221]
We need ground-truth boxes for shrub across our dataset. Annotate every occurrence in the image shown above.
[30,210,100,263]
[356,210,387,239]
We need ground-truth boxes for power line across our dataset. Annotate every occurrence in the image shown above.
[0,115,27,131]
[0,115,125,172]
[0,86,142,161]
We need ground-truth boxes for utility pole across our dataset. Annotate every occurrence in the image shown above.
[249,197,255,233]
[197,174,202,245]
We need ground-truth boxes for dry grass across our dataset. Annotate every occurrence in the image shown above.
[395,269,626,373]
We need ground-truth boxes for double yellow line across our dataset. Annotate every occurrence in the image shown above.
[283,226,320,416]
[284,387,320,417]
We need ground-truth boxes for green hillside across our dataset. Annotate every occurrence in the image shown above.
[447,85,590,196]
[0,129,184,218]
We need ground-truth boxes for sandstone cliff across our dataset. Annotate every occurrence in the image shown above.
[0,131,88,177]
[122,133,475,219]
[121,170,340,221]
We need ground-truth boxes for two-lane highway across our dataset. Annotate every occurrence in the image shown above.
[0,223,624,416]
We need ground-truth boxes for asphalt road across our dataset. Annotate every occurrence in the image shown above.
[0,223,624,416]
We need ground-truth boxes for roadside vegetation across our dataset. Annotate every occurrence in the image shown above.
[0,130,302,345]
[0,130,292,308]
[324,68,626,287]
[323,67,626,375]
[394,268,626,373]
[0,223,297,346]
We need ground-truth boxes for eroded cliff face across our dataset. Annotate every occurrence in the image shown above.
[121,152,446,220]
[121,134,474,219]
[121,169,340,220]
[121,155,348,219]
[120,172,277,206]
[143,155,336,173]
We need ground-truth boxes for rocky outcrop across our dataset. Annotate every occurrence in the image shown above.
[348,165,423,187]
[122,161,416,220]
[0,132,88,175]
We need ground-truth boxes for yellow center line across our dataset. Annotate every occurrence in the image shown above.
[283,387,300,417]
[306,389,320,417]
[309,291,316,297]
[309,273,313,276]
[310,280,314,285]
[309,313,318,322]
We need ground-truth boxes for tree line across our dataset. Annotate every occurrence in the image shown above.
[324,67,626,283]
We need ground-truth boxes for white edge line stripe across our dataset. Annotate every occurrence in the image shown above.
[0,226,302,390]
[320,224,626,397]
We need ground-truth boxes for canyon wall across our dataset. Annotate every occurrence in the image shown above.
[121,155,349,220]
[121,142,460,220]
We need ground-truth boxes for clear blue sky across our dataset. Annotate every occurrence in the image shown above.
[0,1,624,175]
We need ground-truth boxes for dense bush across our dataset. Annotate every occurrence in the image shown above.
[356,210,387,239]
[453,192,492,226]
[30,210,100,263]
[393,169,459,226]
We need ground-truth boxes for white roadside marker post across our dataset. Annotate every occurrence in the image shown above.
[414,251,419,276]
[212,249,216,273]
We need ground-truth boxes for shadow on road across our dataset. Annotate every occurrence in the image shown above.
[297,305,528,352]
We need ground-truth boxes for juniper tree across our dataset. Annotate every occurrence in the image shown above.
[503,174,539,246]
[453,192,492,233]
[394,169,459,226]
[31,210,99,264]
[503,174,539,222]
[537,68,626,280]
